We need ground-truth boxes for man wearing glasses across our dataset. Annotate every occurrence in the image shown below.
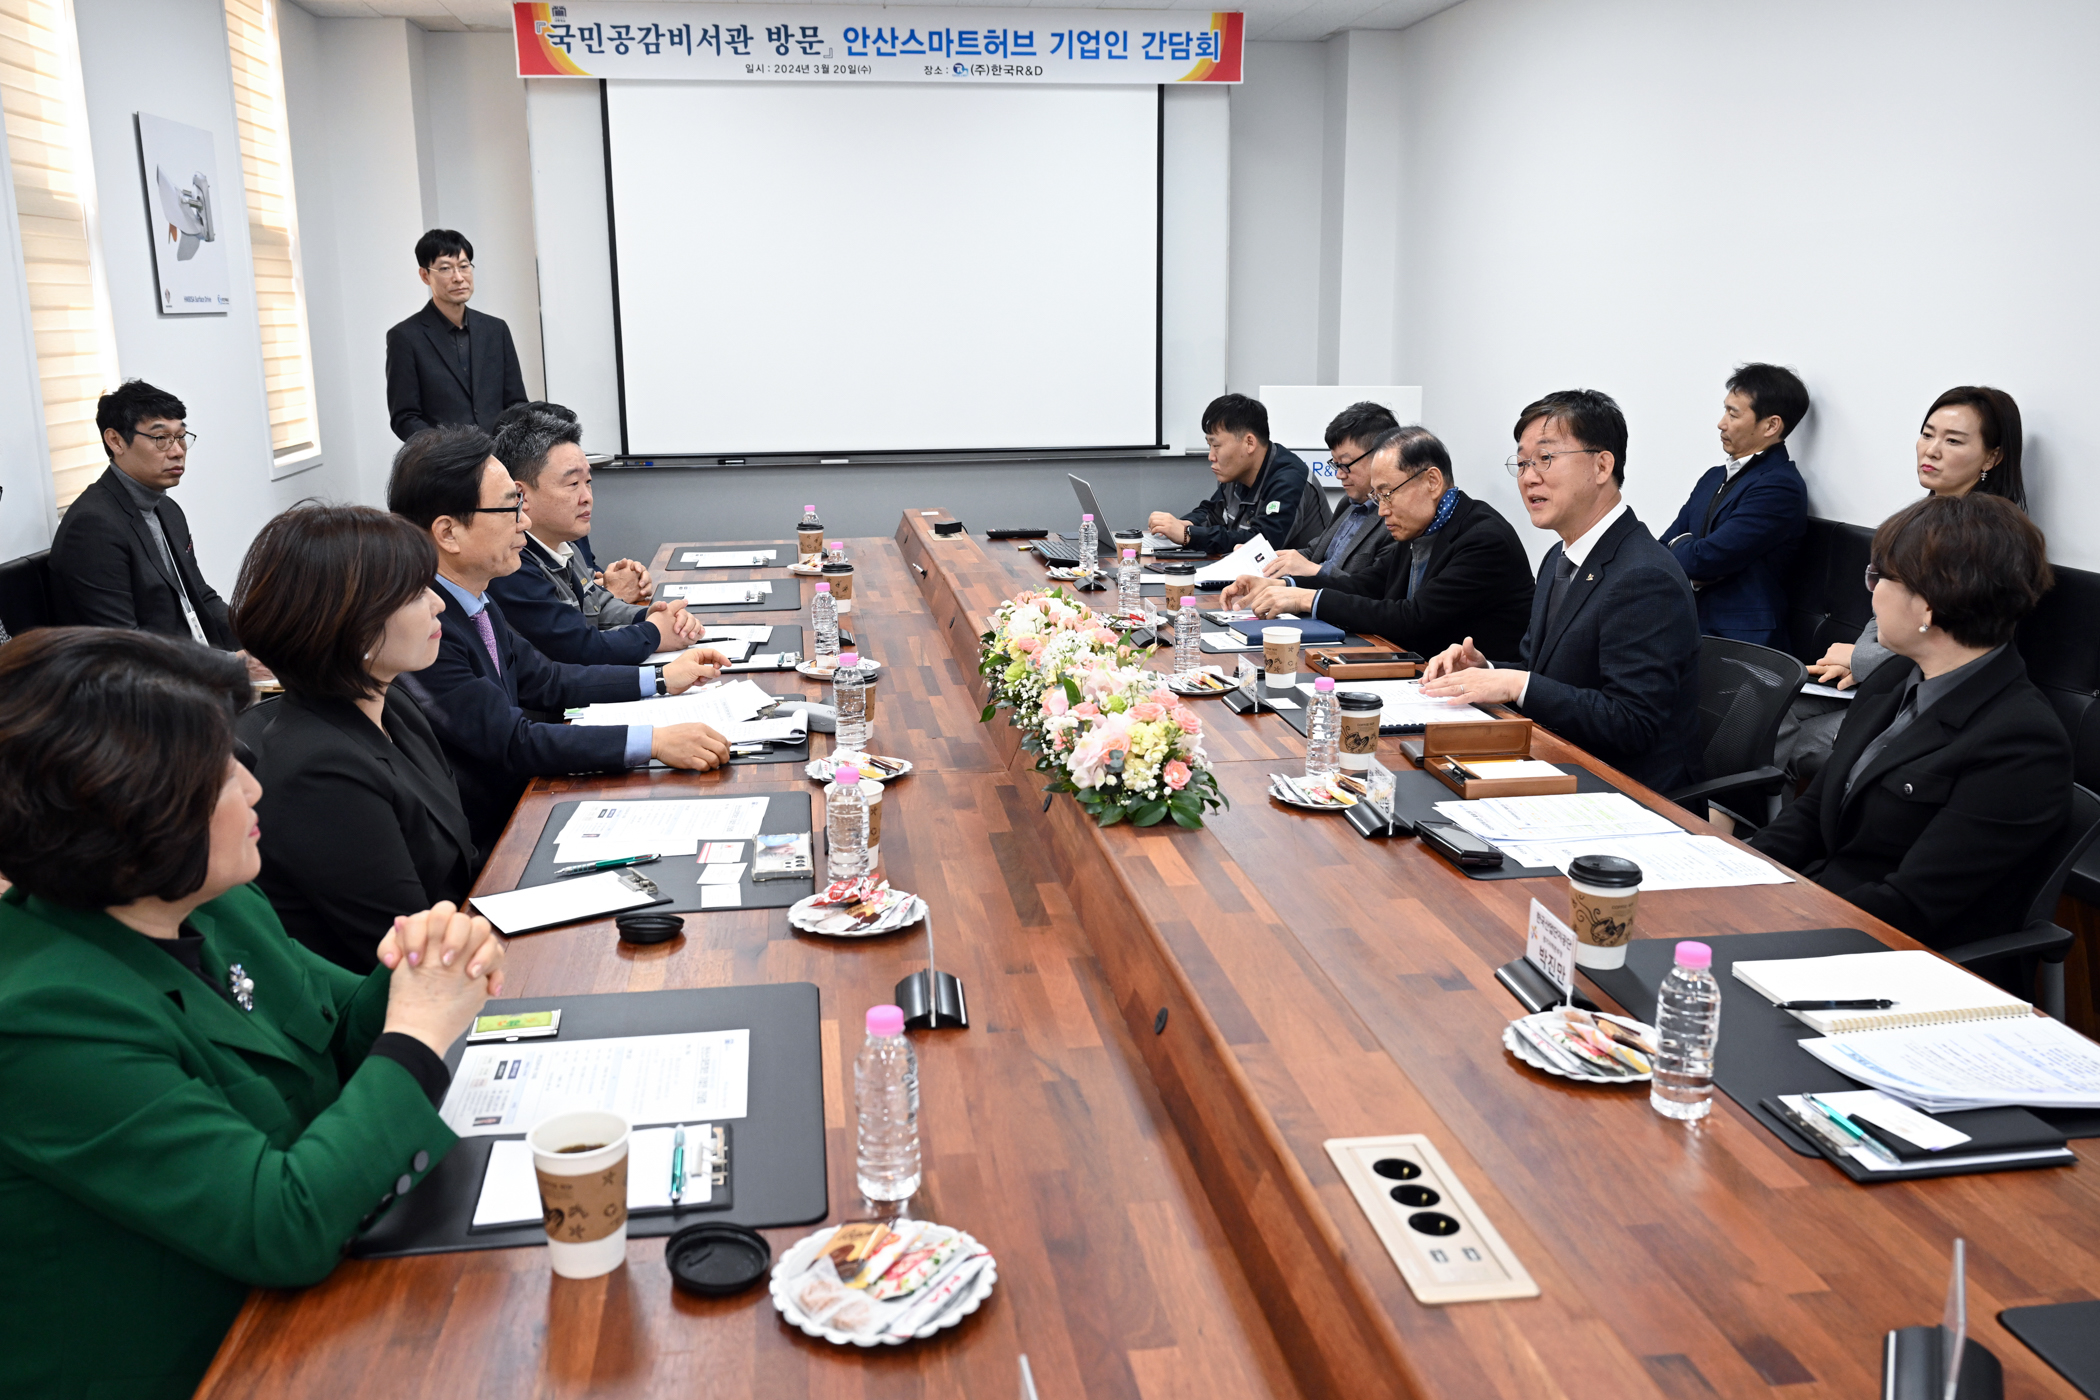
[1245,402,1402,587]
[1222,425,1533,660]
[388,425,732,855]
[51,380,240,654]
[384,229,530,440]
[1421,389,1702,793]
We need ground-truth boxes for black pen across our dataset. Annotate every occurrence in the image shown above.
[554,853,660,879]
[1778,998,1896,1011]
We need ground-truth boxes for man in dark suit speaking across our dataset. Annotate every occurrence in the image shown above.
[1421,389,1702,793]
[50,379,239,653]
[384,229,529,440]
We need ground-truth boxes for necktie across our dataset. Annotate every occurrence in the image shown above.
[472,608,502,674]
[1544,551,1578,631]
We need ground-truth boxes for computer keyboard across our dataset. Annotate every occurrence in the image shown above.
[1032,536,1085,565]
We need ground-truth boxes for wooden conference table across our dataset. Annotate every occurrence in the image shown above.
[198,514,2098,1400]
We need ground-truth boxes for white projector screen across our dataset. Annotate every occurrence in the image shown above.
[603,81,1161,457]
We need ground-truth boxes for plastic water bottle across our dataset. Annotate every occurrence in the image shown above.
[1305,676,1340,778]
[810,581,839,667]
[1651,941,1721,1121]
[824,764,871,878]
[797,504,824,565]
[854,1004,920,1201]
[1174,596,1201,676]
[834,652,871,751]
[1076,512,1098,581]
[1117,548,1141,617]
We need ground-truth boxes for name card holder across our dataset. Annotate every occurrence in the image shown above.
[1407,719,1581,800]
[1305,645,1422,680]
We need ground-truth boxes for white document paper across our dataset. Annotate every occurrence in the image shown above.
[1484,832,1794,891]
[567,678,780,731]
[706,625,776,644]
[1800,681,1856,702]
[645,639,753,666]
[1801,1015,2100,1112]
[1456,758,1566,780]
[469,871,665,935]
[662,581,775,605]
[679,549,777,567]
[698,862,747,885]
[700,885,743,909]
[1436,791,1681,845]
[1297,678,1491,730]
[722,715,806,744]
[1199,631,1261,653]
[554,795,771,862]
[441,1029,751,1137]
[1816,1090,1973,1151]
[471,1125,712,1227]
[1190,536,1277,586]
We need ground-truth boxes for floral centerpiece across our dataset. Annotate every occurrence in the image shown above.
[979,587,1228,829]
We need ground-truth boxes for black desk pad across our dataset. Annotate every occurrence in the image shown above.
[351,984,826,1257]
[662,539,796,571]
[1582,929,2100,1159]
[656,577,805,613]
[512,792,815,913]
[1391,767,1625,881]
[643,664,813,768]
[2000,1301,2100,1398]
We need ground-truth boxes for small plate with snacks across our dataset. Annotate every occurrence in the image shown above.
[1267,771,1365,810]
[1503,1007,1657,1083]
[1166,666,1240,697]
[788,878,927,937]
[788,561,827,576]
[772,1219,996,1347]
[797,656,884,681]
[806,752,913,783]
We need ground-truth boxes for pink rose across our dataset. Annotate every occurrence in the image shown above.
[1013,635,1041,654]
[1130,702,1165,722]
[1043,688,1069,717]
[1088,627,1120,647]
[1071,701,1100,719]
[1174,708,1202,734]
[1149,690,1175,708]
[1163,759,1191,791]
[1015,591,1039,605]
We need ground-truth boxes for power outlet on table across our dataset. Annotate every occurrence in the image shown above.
[1323,1134,1540,1305]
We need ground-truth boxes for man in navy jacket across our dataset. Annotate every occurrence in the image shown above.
[1662,363,1810,648]
[1422,390,1702,794]
[387,425,731,853]
[1147,394,1325,555]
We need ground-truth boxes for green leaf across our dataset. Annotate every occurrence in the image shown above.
[1171,807,1204,829]
[980,703,997,723]
[1131,800,1168,827]
[1061,676,1082,705]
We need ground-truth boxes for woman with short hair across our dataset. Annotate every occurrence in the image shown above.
[1751,492,2069,949]
[0,627,503,1400]
[233,503,478,972]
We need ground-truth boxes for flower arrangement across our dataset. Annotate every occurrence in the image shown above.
[979,587,1228,829]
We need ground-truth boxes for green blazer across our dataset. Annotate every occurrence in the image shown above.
[0,883,458,1400]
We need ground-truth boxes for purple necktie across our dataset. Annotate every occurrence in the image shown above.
[472,608,502,675]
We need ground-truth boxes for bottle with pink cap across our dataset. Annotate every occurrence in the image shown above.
[1651,941,1720,1121]
[810,581,839,667]
[854,1003,920,1200]
[796,503,825,565]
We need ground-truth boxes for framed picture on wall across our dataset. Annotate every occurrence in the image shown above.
[134,112,230,316]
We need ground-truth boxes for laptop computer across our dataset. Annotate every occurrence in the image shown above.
[1034,474,1191,565]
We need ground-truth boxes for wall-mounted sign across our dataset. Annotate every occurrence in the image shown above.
[513,2,1243,84]
[134,113,230,316]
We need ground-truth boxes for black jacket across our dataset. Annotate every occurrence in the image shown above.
[1311,492,1533,661]
[1514,508,1703,794]
[396,589,641,856]
[488,535,659,665]
[1749,647,2071,949]
[237,688,477,973]
[1184,444,1314,554]
[1663,442,1808,648]
[48,466,237,648]
[1300,495,1396,584]
[384,301,529,440]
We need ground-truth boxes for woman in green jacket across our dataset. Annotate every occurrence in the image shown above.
[0,627,507,1400]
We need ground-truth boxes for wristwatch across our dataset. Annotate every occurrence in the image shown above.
[653,664,670,696]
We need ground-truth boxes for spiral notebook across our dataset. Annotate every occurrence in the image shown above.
[1732,950,2031,1035]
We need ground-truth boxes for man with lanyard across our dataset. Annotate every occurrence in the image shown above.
[1221,425,1533,661]
[1661,362,1810,647]
[1147,393,1322,554]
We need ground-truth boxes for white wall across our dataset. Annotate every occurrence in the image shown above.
[1227,42,1324,395]
[1391,0,2100,569]
[524,79,621,455]
[0,114,54,562]
[1158,85,1229,450]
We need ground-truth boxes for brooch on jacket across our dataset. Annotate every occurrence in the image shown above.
[228,963,256,1012]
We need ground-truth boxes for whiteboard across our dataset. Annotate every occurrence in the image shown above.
[1260,385,1425,488]
[605,81,1161,456]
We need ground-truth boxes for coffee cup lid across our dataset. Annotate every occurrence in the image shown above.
[616,911,684,945]
[665,1221,771,1296]
[1336,690,1384,710]
[1569,853,1642,888]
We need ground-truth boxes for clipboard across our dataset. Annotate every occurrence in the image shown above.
[469,867,671,936]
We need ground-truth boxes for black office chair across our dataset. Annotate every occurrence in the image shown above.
[0,548,54,639]
[1667,636,1806,828]
[1938,783,2100,1021]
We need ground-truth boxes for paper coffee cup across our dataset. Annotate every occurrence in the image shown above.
[1262,627,1302,690]
[529,1109,631,1279]
[822,565,855,613]
[1337,692,1383,770]
[1568,854,1642,970]
[1163,581,1193,610]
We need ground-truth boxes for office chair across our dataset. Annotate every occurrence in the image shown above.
[1667,636,1807,828]
[0,548,54,638]
[1939,783,2100,1021]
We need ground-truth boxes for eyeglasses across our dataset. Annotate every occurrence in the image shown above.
[469,495,525,522]
[1504,447,1604,478]
[1864,563,1890,592]
[1366,467,1433,510]
[427,260,474,276]
[1330,449,1368,475]
[134,429,197,453]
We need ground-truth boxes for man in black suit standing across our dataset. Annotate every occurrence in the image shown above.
[1421,389,1702,793]
[384,230,529,440]
[50,380,240,652]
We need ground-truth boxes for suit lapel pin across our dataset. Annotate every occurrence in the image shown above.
[1586,573,1595,582]
[228,963,256,1012]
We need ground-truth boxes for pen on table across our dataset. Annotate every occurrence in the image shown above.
[1778,998,1896,1010]
[1804,1095,1900,1164]
[671,1125,686,1207]
[554,853,661,879]
[730,742,772,757]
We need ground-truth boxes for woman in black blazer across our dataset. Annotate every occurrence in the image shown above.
[233,505,478,972]
[1750,493,2069,950]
